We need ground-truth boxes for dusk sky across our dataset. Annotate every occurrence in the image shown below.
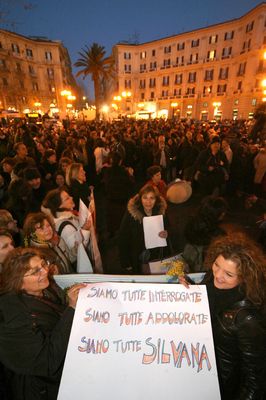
[2,0,264,97]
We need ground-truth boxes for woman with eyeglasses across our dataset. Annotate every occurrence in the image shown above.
[23,212,75,274]
[0,247,85,400]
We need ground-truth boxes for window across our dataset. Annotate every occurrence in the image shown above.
[186,87,195,95]
[222,47,232,59]
[161,90,168,97]
[124,79,131,89]
[173,88,182,96]
[189,53,198,63]
[164,45,171,53]
[242,39,251,51]
[140,63,146,72]
[209,35,218,44]
[149,78,156,88]
[224,31,234,40]
[175,74,182,84]
[2,77,8,86]
[139,79,146,89]
[0,42,2,49]
[219,67,229,79]
[188,72,196,83]
[150,91,155,99]
[124,64,131,73]
[203,86,212,94]
[11,43,20,54]
[152,49,156,57]
[177,42,185,50]
[207,50,216,60]
[237,81,242,90]
[16,63,21,72]
[217,84,227,93]
[29,65,36,75]
[124,52,131,60]
[238,62,246,76]
[32,82,39,91]
[204,69,214,81]
[150,61,157,70]
[258,59,266,73]
[26,48,33,58]
[246,21,254,33]
[47,68,54,79]
[45,51,52,61]
[0,59,6,69]
[140,51,146,59]
[163,59,171,67]
[162,76,169,86]
[176,56,184,65]
[191,39,200,47]
[140,92,145,100]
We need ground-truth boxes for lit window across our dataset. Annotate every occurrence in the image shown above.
[207,50,216,60]
[209,35,218,44]
[140,51,146,59]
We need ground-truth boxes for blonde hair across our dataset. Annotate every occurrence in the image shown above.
[65,163,83,186]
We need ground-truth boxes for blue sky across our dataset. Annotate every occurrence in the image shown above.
[1,0,264,97]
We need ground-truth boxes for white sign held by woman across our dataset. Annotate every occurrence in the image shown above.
[58,282,220,400]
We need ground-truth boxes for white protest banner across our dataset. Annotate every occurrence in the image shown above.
[58,282,220,400]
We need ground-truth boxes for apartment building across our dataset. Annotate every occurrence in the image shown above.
[0,29,76,115]
[113,2,266,120]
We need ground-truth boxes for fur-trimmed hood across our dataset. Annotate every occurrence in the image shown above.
[127,193,167,223]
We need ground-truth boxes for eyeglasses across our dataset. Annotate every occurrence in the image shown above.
[24,260,50,277]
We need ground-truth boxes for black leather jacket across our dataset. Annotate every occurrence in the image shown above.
[209,292,266,400]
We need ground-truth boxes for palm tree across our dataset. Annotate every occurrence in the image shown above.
[75,43,114,120]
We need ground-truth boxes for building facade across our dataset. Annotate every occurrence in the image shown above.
[0,29,76,115]
[113,2,266,120]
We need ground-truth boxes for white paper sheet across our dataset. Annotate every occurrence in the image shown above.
[77,243,93,273]
[143,215,167,249]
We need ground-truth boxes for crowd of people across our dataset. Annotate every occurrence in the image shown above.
[0,115,265,399]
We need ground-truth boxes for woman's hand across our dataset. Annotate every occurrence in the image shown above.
[178,275,190,289]
[67,283,87,309]
[158,230,168,239]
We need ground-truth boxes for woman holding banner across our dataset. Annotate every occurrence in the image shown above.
[180,233,266,400]
[118,184,169,274]
[0,247,85,400]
